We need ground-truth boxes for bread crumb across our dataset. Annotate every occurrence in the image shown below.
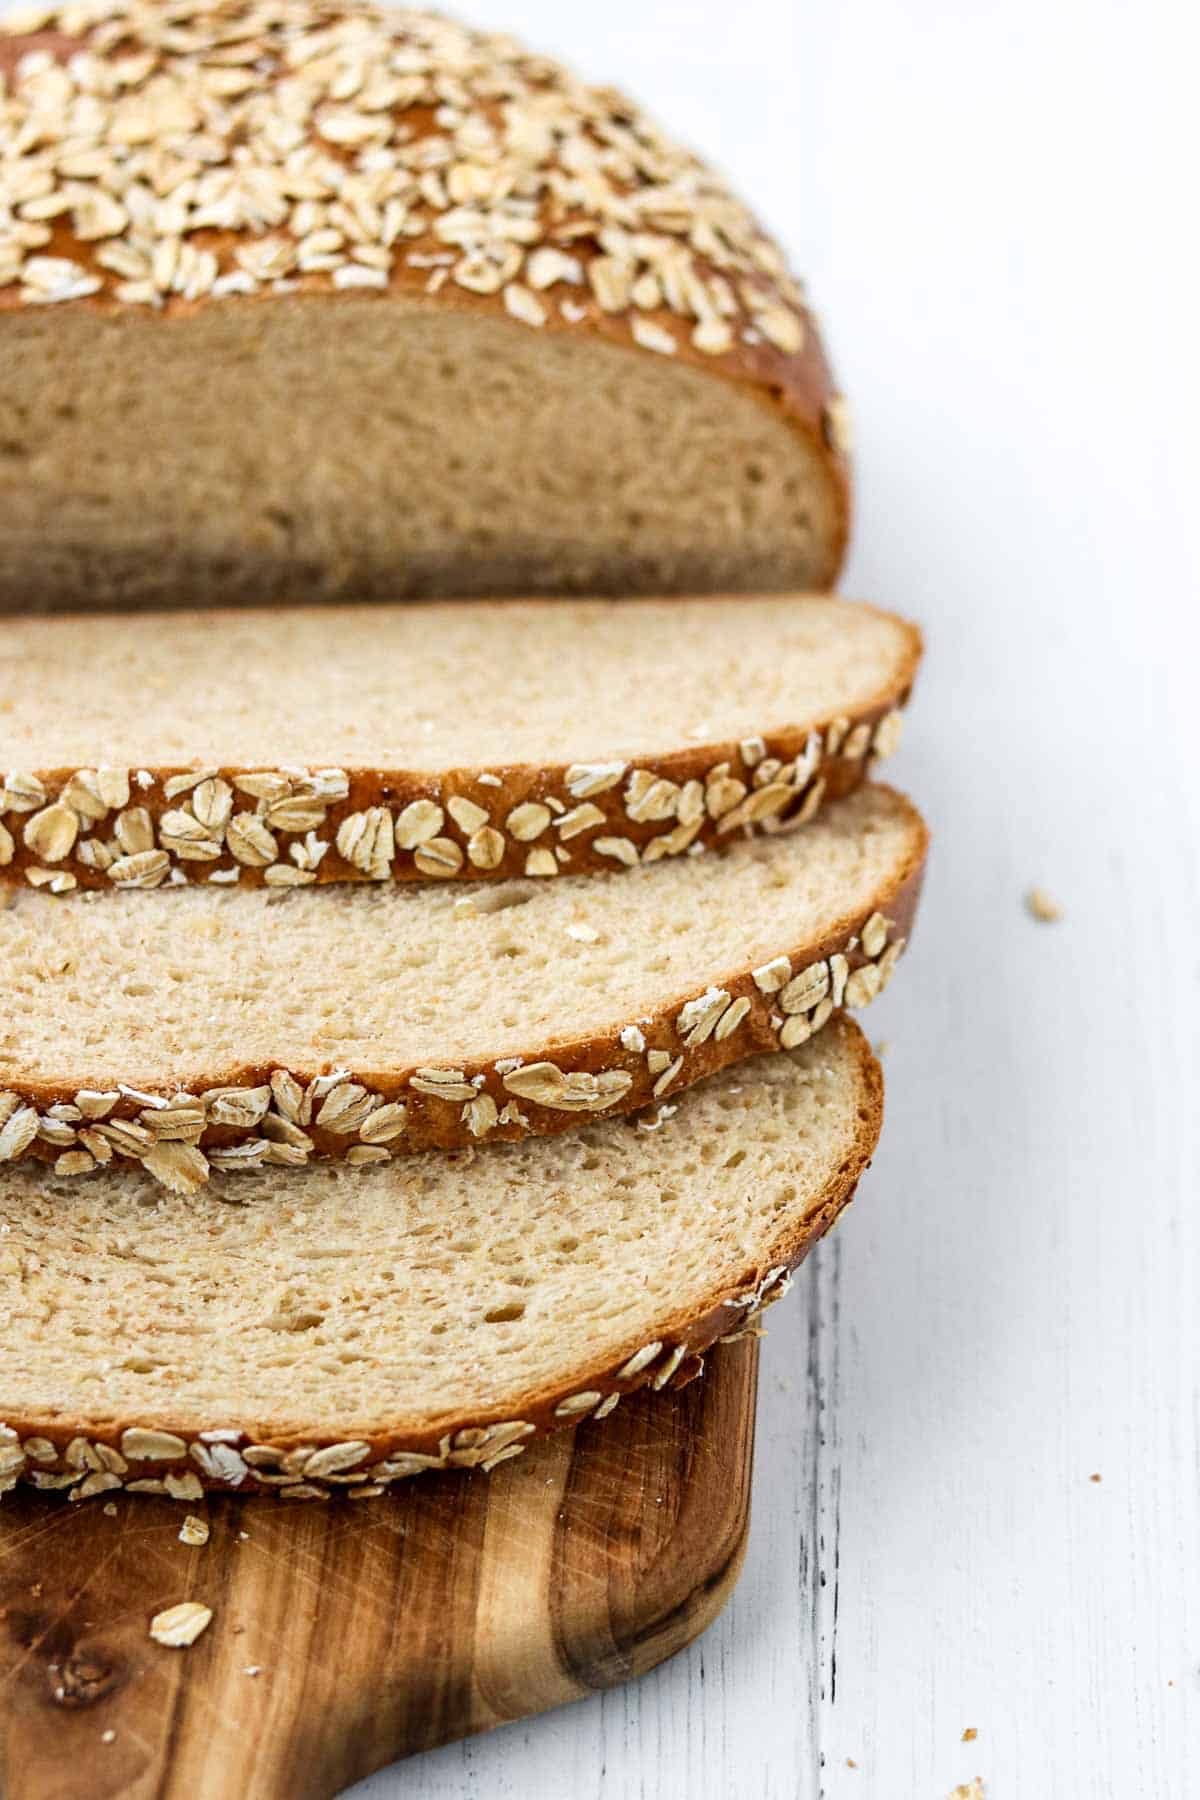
[1026,886,1062,922]
[873,1039,891,1057]
[244,1665,262,1677]
[179,1514,210,1546]
[102,1501,117,1516]
[846,1756,858,1768]
[150,1601,213,1647]
[1090,1472,1102,1483]
[101,1730,115,1745]
[949,1783,986,1800]
[961,1726,978,1741]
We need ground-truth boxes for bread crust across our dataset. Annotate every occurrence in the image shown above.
[0,793,926,1182]
[0,1019,881,1502]
[0,601,920,890]
[0,5,851,593]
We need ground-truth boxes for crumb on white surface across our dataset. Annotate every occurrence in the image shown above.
[1026,885,1063,921]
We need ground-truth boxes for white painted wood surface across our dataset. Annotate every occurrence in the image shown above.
[348,0,1200,1795]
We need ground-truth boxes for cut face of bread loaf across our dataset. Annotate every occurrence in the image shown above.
[0,784,926,1184]
[0,596,919,890]
[0,1016,880,1501]
[0,1,849,612]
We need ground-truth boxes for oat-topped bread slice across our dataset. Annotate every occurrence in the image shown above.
[0,595,919,891]
[0,785,926,1185]
[0,1,849,613]
[0,1015,880,1501]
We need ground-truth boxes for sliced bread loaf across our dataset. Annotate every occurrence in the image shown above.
[0,2,849,612]
[0,596,918,890]
[0,1015,880,1502]
[0,785,925,1186]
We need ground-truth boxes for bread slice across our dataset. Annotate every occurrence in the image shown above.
[0,784,925,1186]
[0,1015,880,1502]
[0,596,919,891]
[0,3,850,613]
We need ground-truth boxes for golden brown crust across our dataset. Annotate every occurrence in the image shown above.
[0,1019,881,1502]
[0,3,851,579]
[0,614,918,888]
[1,806,925,1185]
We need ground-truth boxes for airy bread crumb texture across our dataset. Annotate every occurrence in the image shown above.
[0,1,849,608]
[0,1018,879,1455]
[2,596,915,770]
[2,302,844,609]
[0,785,921,1089]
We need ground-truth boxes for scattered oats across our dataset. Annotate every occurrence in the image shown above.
[594,836,639,866]
[414,836,464,877]
[55,1150,95,1176]
[620,1025,646,1053]
[823,394,853,454]
[860,911,890,958]
[23,803,78,863]
[150,1602,213,1649]
[101,1730,116,1744]
[524,847,558,877]
[564,761,625,799]
[754,304,805,353]
[394,799,443,850]
[556,802,605,840]
[142,1142,209,1195]
[652,1056,684,1097]
[753,955,791,994]
[446,796,489,835]
[616,1342,662,1381]
[692,316,734,354]
[506,801,551,841]
[651,1345,687,1389]
[503,281,546,327]
[677,987,732,1046]
[122,1428,187,1461]
[631,317,676,355]
[358,1102,407,1144]
[527,246,583,289]
[713,996,751,1040]
[844,963,883,1009]
[467,826,505,869]
[553,1391,602,1419]
[264,863,317,887]
[333,263,387,290]
[462,1092,498,1137]
[871,709,904,760]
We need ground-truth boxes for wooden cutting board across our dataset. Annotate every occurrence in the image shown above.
[0,1339,757,1799]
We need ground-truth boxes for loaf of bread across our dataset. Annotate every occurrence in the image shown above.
[0,1016,879,1501]
[0,0,850,611]
[0,784,926,1184]
[0,595,918,889]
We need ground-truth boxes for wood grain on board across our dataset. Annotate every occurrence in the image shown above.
[0,1340,757,1800]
